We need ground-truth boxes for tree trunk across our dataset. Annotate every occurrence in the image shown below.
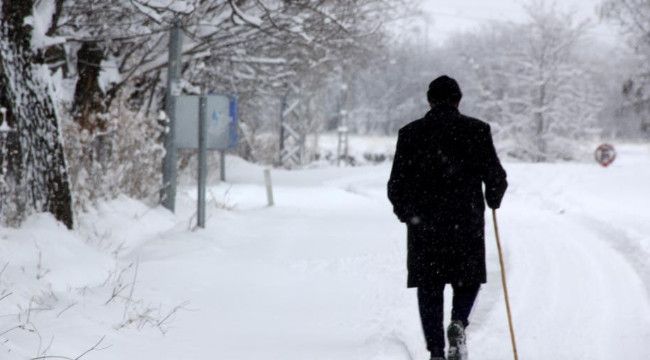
[0,0,74,229]
[73,41,107,132]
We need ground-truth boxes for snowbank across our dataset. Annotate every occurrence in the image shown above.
[0,198,182,359]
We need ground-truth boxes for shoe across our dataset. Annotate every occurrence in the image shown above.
[447,320,468,360]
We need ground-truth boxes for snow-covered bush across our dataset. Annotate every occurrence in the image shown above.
[62,96,165,214]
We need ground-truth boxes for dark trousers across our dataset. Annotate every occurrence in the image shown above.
[417,283,481,357]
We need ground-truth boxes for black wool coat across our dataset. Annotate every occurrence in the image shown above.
[387,104,507,288]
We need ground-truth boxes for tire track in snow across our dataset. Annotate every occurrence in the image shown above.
[574,214,650,298]
[470,203,650,360]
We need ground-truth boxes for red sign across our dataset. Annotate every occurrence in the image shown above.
[594,144,616,167]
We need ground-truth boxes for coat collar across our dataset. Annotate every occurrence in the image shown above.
[426,104,459,120]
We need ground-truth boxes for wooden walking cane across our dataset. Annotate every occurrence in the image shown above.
[492,209,519,360]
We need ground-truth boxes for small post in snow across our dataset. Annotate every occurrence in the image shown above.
[264,168,274,207]
[197,91,208,228]
[337,124,349,166]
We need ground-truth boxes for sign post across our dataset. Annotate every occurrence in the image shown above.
[162,21,182,212]
[197,92,208,228]
[595,143,616,167]
[220,150,226,182]
[174,94,238,228]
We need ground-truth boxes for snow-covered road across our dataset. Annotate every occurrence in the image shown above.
[106,145,650,360]
[4,145,649,359]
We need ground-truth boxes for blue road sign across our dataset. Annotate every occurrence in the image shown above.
[175,94,238,150]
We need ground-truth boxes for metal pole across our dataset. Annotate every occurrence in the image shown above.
[197,93,207,228]
[220,150,226,182]
[279,92,287,167]
[492,209,520,360]
[336,94,342,167]
[341,102,349,166]
[162,20,182,212]
[337,130,342,167]
[343,129,349,164]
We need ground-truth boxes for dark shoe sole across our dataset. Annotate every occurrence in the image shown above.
[447,322,466,360]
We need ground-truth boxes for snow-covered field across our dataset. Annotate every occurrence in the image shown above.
[2,144,650,359]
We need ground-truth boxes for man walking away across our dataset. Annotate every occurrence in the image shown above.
[387,75,507,360]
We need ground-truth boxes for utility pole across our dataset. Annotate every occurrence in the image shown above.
[162,20,182,212]
[278,87,304,168]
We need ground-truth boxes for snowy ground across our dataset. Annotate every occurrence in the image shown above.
[2,144,650,359]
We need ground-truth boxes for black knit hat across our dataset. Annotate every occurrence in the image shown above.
[427,75,462,105]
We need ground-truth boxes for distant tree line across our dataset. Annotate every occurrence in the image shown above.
[342,1,649,161]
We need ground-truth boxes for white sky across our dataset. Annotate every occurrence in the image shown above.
[416,0,621,45]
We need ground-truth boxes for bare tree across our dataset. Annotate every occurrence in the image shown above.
[448,2,602,161]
